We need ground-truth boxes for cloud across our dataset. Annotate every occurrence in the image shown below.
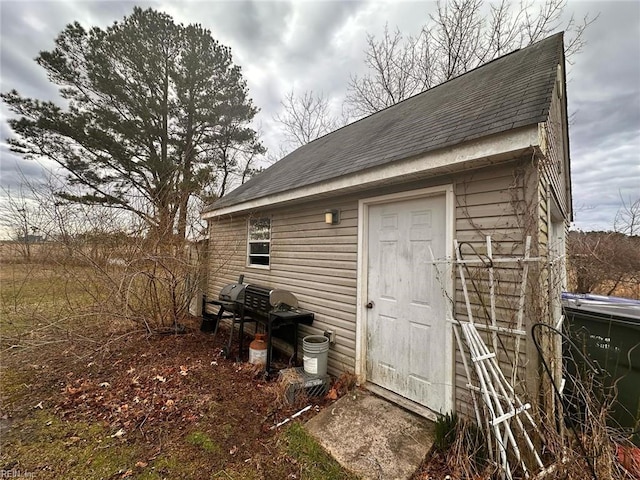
[0,0,637,234]
[572,92,640,143]
[0,150,49,192]
[565,1,640,230]
[193,1,292,59]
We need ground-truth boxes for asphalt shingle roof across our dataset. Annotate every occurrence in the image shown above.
[208,33,563,212]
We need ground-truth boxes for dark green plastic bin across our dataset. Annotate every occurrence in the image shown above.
[563,293,640,443]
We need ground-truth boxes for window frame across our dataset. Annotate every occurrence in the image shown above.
[247,216,271,269]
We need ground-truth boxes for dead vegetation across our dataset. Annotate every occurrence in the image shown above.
[412,330,639,480]
[0,252,357,479]
[1,320,355,479]
[568,230,640,299]
[0,234,203,336]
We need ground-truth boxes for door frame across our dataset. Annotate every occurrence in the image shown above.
[355,184,455,410]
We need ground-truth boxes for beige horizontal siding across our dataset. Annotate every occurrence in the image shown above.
[269,263,357,280]
[256,269,356,288]
[453,159,535,417]
[454,229,525,244]
[206,201,359,377]
[273,227,359,239]
[206,157,542,416]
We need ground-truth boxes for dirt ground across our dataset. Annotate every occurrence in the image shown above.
[0,256,359,479]
[0,314,356,479]
[1,308,463,480]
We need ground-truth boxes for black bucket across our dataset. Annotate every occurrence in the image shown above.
[200,315,218,332]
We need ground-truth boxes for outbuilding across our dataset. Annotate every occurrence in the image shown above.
[202,32,570,419]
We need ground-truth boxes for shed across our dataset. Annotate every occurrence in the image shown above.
[202,32,571,419]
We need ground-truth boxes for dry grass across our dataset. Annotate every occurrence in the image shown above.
[1,239,202,334]
[0,256,358,479]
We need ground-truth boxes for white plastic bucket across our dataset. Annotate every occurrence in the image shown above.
[302,335,329,377]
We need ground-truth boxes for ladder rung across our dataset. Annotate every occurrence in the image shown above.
[472,352,496,362]
[467,384,509,402]
[491,403,531,426]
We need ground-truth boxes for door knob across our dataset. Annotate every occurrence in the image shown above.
[366,301,374,309]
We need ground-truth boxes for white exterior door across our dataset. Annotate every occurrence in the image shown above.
[366,194,452,413]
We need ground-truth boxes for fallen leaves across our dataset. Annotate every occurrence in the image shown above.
[51,330,334,466]
[325,388,338,400]
[55,340,249,441]
[3,316,353,479]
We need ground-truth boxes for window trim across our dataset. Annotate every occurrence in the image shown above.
[247,216,271,269]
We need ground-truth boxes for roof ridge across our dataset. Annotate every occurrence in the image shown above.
[303,32,564,147]
[205,32,565,213]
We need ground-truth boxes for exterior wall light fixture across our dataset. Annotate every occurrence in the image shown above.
[325,209,340,225]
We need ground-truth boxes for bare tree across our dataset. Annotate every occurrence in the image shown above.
[273,90,344,152]
[569,197,640,297]
[569,230,640,296]
[1,172,142,256]
[614,195,640,236]
[0,172,207,332]
[346,0,596,117]
[345,26,430,118]
[0,186,46,259]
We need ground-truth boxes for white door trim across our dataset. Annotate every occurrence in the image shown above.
[355,184,455,409]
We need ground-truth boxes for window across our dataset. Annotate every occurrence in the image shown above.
[248,217,270,267]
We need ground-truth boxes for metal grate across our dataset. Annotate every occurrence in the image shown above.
[279,367,330,404]
[244,285,272,315]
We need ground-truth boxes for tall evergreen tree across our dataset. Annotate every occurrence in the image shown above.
[2,7,264,239]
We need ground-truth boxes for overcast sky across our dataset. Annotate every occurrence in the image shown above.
[1,0,638,233]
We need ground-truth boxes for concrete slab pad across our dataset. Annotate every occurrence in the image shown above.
[305,389,435,479]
